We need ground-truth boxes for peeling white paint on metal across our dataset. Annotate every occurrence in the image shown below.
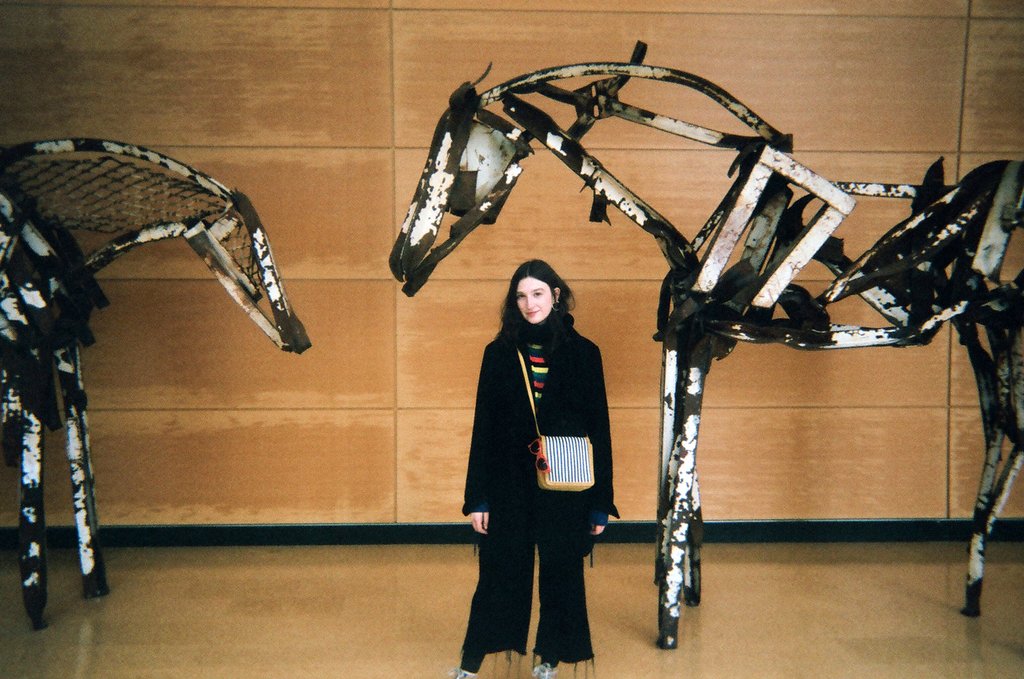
[0,192,14,221]
[261,270,283,304]
[752,206,848,307]
[479,64,768,138]
[463,125,517,201]
[545,133,567,156]
[591,173,649,226]
[208,218,237,243]
[55,349,74,374]
[252,228,283,304]
[34,139,75,154]
[580,157,596,178]
[100,141,208,188]
[0,314,17,342]
[21,415,42,487]
[194,173,229,197]
[66,408,84,459]
[967,534,984,583]
[919,301,967,333]
[761,147,856,214]
[23,572,40,588]
[664,542,686,617]
[610,101,724,145]
[408,133,456,247]
[20,284,47,309]
[20,224,55,258]
[660,348,678,479]
[695,160,773,293]
[972,161,1021,281]
[2,382,21,413]
[74,508,95,575]
[28,542,41,558]
[686,368,703,395]
[681,414,700,457]
[835,182,917,199]
[503,163,523,183]
[140,223,187,243]
[1,294,28,324]
[22,506,37,523]
[829,327,905,348]
[861,288,910,325]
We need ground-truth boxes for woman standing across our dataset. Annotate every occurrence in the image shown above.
[451,260,618,679]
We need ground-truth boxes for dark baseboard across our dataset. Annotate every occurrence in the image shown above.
[1,518,1022,550]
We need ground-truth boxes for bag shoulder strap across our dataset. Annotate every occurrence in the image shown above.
[516,350,542,438]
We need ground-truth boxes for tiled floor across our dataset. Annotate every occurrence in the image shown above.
[2,542,1023,678]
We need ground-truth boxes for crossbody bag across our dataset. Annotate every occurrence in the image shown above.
[517,350,595,492]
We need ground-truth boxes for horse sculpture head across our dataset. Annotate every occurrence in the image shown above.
[389,41,799,297]
[0,138,310,358]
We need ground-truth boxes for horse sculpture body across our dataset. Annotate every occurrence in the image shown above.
[1,138,310,629]
[390,43,1023,649]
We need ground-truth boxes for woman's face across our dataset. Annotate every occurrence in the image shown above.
[516,276,560,325]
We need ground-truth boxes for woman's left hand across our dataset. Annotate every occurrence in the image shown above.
[590,524,605,536]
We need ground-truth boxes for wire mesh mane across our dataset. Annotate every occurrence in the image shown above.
[1,151,260,290]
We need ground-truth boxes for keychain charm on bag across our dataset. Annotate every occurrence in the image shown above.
[517,351,595,492]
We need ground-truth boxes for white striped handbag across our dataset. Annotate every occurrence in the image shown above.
[517,351,595,492]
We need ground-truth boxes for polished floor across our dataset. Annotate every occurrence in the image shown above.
[2,542,1023,678]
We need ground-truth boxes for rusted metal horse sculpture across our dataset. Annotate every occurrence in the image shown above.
[1,138,310,629]
[390,43,1023,649]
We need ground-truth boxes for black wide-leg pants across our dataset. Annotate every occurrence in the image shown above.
[461,491,594,667]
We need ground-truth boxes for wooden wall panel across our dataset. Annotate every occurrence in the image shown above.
[83,280,395,410]
[42,1,387,6]
[396,409,473,523]
[949,408,1024,518]
[396,1,966,15]
[0,410,396,525]
[0,6,391,146]
[607,408,662,521]
[962,18,1024,153]
[396,281,504,409]
[697,407,949,519]
[394,13,963,153]
[973,1,1024,18]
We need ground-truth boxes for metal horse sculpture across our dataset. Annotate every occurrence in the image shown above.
[1,138,311,629]
[390,43,1023,649]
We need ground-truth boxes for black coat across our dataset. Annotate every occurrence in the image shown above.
[462,324,619,520]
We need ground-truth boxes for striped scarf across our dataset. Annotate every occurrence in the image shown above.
[525,342,548,402]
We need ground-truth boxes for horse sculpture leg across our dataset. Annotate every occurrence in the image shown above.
[657,331,712,649]
[55,344,109,600]
[16,403,48,630]
[958,322,1021,616]
[655,336,680,590]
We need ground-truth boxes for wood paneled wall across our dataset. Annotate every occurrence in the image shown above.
[1,1,1021,528]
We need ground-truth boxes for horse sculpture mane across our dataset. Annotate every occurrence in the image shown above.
[1,138,310,629]
[390,42,1023,649]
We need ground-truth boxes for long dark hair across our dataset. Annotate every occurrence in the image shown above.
[497,259,576,348]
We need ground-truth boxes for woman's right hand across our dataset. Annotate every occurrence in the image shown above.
[470,511,489,535]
